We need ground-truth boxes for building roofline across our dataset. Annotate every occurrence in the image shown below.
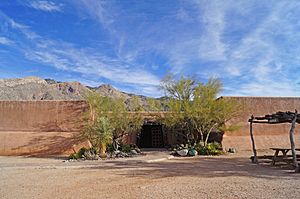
[218,96,300,99]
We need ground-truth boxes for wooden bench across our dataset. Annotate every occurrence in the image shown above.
[270,148,300,165]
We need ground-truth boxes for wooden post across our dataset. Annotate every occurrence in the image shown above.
[250,115,258,163]
[289,110,299,172]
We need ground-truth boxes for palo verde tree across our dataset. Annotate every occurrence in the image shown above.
[160,74,198,144]
[81,92,113,155]
[109,96,144,150]
[160,74,239,146]
[191,78,239,146]
[82,92,144,154]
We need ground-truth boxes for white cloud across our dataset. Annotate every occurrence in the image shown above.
[2,1,300,97]
[0,11,160,96]
[76,0,114,31]
[0,37,14,45]
[24,41,160,86]
[219,1,300,96]
[29,1,63,12]
[197,1,227,61]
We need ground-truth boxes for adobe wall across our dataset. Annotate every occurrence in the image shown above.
[0,101,88,156]
[0,100,88,132]
[222,97,300,151]
[1,97,300,156]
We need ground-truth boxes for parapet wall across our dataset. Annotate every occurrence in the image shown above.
[0,101,88,156]
[1,97,300,155]
[222,97,300,151]
[0,100,87,132]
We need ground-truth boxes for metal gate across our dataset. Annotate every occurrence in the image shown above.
[151,126,163,148]
[139,124,164,148]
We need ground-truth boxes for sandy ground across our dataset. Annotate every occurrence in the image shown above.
[0,151,300,199]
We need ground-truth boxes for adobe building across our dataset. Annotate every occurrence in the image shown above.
[222,97,300,151]
[0,97,299,156]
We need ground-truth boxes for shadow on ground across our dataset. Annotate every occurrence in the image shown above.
[85,156,300,180]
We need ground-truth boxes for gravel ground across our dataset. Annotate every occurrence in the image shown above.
[0,152,299,199]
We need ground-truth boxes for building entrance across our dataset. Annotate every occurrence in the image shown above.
[139,123,164,148]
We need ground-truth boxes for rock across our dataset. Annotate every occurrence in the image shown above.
[188,149,198,156]
[135,148,141,153]
[176,149,189,156]
[228,148,236,153]
[115,151,129,158]
[130,149,138,155]
[84,151,99,160]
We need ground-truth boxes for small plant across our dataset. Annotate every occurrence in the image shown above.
[119,143,132,153]
[194,141,223,155]
[69,153,80,160]
[68,147,99,160]
[106,143,115,153]
[206,142,223,155]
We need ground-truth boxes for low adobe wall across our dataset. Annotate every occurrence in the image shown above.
[222,97,300,151]
[0,100,87,132]
[1,97,300,155]
[0,101,88,156]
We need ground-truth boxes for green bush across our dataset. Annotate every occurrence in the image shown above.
[195,141,223,155]
[206,142,223,155]
[106,143,115,153]
[69,153,80,160]
[78,147,88,157]
[119,143,132,153]
[68,147,98,160]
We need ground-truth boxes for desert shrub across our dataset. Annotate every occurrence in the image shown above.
[195,141,223,155]
[69,153,80,160]
[78,147,88,157]
[68,147,98,160]
[119,143,132,153]
[206,142,223,155]
[195,142,206,155]
[106,143,115,153]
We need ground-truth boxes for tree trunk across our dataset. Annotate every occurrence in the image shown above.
[289,110,299,172]
[198,129,204,143]
[249,116,258,164]
[204,123,217,146]
[99,143,107,158]
[89,104,95,123]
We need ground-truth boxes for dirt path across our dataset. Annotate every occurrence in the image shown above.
[0,153,299,199]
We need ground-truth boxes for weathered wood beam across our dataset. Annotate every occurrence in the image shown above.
[289,110,299,173]
[250,115,258,164]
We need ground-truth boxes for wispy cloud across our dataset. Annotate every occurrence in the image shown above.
[0,37,14,45]
[1,1,300,97]
[77,0,114,28]
[25,45,160,86]
[0,11,160,96]
[70,0,300,97]
[196,1,227,61]
[29,1,63,12]
[222,1,300,96]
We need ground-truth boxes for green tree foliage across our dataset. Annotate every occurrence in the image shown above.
[110,97,144,142]
[82,92,144,152]
[160,74,239,146]
[82,116,113,148]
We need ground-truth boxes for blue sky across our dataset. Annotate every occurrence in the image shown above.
[0,0,300,97]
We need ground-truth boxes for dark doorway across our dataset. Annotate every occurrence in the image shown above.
[139,123,164,148]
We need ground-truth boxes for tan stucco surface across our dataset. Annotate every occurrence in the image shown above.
[0,101,88,155]
[1,97,300,155]
[222,97,300,150]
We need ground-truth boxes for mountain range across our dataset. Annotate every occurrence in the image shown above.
[0,77,150,105]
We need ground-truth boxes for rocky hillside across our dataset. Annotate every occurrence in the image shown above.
[0,77,148,104]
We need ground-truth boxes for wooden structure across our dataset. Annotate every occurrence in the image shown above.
[248,110,300,172]
[270,148,300,165]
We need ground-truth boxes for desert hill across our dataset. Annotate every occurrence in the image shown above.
[0,77,149,106]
